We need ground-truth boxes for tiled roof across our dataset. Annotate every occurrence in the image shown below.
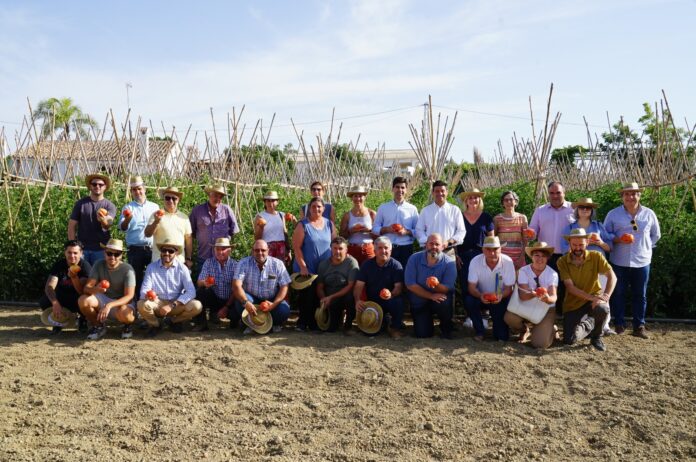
[12,139,177,163]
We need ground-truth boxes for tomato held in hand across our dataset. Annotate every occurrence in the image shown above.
[205,276,215,286]
[391,223,404,232]
[97,208,108,217]
[123,209,132,218]
[426,276,439,288]
[379,288,391,300]
[99,280,110,289]
[535,287,548,297]
[482,293,498,303]
[620,233,635,244]
[155,210,165,218]
[259,301,272,312]
[146,289,157,301]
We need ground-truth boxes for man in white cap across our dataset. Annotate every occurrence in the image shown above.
[119,176,160,300]
[138,239,202,337]
[68,173,116,264]
[189,184,240,270]
[144,186,193,267]
[194,237,238,331]
[78,239,136,340]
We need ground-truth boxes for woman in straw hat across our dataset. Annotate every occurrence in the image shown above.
[339,186,377,265]
[493,190,529,270]
[292,196,337,330]
[503,242,558,348]
[254,190,293,265]
[456,188,494,288]
[559,198,611,256]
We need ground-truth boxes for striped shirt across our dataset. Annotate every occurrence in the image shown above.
[141,258,196,304]
[234,256,291,300]
[198,256,237,300]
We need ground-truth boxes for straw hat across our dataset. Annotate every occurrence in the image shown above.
[618,182,643,193]
[571,197,599,209]
[478,236,506,249]
[357,301,383,334]
[128,176,145,188]
[458,188,485,202]
[213,237,234,248]
[40,307,77,328]
[204,184,227,196]
[156,238,183,253]
[85,173,111,191]
[290,273,318,290]
[100,239,125,252]
[563,228,590,241]
[315,306,330,331]
[158,186,184,200]
[263,191,280,200]
[241,308,272,334]
[346,186,368,198]
[525,241,555,259]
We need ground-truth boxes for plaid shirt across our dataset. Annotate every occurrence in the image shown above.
[141,258,196,304]
[234,256,291,300]
[198,256,237,300]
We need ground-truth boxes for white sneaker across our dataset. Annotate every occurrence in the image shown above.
[603,327,617,336]
[87,325,107,340]
[272,325,282,333]
[462,318,473,329]
[243,327,254,335]
[482,319,489,330]
[121,324,133,339]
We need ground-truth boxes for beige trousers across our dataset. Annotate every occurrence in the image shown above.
[137,298,202,327]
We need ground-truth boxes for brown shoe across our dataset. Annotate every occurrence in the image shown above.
[633,325,649,339]
[615,325,625,335]
[388,327,404,339]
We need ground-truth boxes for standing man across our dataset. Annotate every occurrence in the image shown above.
[353,236,406,338]
[119,176,159,300]
[316,237,360,333]
[603,182,660,338]
[529,181,575,309]
[68,173,116,264]
[189,184,240,270]
[144,186,193,268]
[405,233,457,339]
[557,229,616,351]
[195,237,238,331]
[39,240,92,334]
[78,239,136,340]
[138,239,202,337]
[372,176,419,268]
[415,181,465,255]
[466,236,516,341]
[232,240,291,334]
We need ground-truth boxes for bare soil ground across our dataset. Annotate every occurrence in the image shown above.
[1,305,695,461]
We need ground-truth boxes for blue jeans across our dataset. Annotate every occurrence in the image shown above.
[465,294,510,340]
[610,264,650,329]
[410,293,453,338]
[234,292,290,328]
[83,249,105,265]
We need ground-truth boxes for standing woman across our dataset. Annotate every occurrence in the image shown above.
[559,198,612,256]
[456,188,494,288]
[292,197,336,330]
[340,186,377,265]
[299,181,336,224]
[493,190,529,270]
[254,190,293,266]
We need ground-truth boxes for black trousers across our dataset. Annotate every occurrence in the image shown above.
[127,245,152,301]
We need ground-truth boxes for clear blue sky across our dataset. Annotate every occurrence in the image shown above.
[1,0,694,161]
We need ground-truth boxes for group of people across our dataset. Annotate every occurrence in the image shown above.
[40,173,661,352]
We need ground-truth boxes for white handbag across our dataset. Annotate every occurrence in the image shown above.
[506,285,552,324]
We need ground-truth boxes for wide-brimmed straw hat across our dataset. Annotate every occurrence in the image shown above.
[100,239,125,252]
[346,186,368,198]
[525,241,555,259]
[478,236,506,249]
[290,273,318,290]
[571,197,599,209]
[158,186,184,200]
[357,301,383,334]
[263,191,280,200]
[156,238,183,253]
[40,307,77,328]
[315,306,330,331]
[564,228,590,241]
[241,308,272,334]
[204,184,227,196]
[458,188,485,202]
[85,173,111,191]
[213,237,234,248]
[618,182,643,193]
[128,176,145,188]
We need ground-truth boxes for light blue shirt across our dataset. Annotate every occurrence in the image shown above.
[372,199,419,246]
[559,221,613,256]
[603,205,660,268]
[141,258,196,304]
[119,200,160,246]
[404,250,457,292]
[235,256,291,300]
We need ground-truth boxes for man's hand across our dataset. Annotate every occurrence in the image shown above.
[217,306,228,320]
[430,293,447,304]
[157,304,172,317]
[355,300,366,313]
[51,300,63,318]
[591,293,609,309]
[97,303,113,322]
[244,301,257,316]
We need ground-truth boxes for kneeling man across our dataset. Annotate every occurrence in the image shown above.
[317,237,359,333]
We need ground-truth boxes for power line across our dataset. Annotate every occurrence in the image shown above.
[432,104,607,129]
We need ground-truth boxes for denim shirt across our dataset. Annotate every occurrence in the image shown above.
[603,205,660,267]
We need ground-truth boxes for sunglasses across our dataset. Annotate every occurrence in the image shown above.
[91,182,106,187]
[160,248,177,254]
[578,206,593,210]
[164,196,178,202]
[105,251,122,257]
[630,219,638,231]
[533,276,540,289]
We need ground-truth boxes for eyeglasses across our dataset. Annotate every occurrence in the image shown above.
[164,196,178,202]
[91,182,106,187]
[630,219,638,231]
[105,251,122,257]
[160,248,177,254]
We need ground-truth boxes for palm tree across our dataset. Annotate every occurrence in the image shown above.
[32,97,98,140]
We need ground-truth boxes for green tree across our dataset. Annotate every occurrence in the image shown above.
[32,97,98,140]
[550,145,585,166]
[329,144,368,169]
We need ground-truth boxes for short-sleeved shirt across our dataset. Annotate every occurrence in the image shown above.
[119,199,160,247]
[557,250,611,312]
[235,256,291,300]
[357,257,404,302]
[517,264,558,291]
[317,256,360,296]
[148,210,192,262]
[405,251,457,292]
[190,203,240,261]
[198,257,237,300]
[69,197,117,250]
[467,253,516,294]
[48,258,92,298]
[603,205,661,268]
[89,260,135,299]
